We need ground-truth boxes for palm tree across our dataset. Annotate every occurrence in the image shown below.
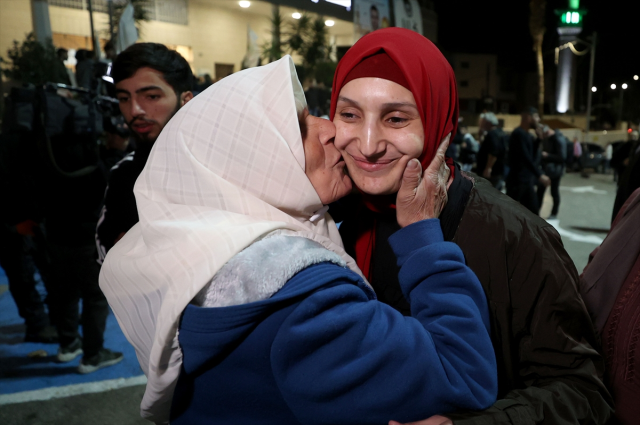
[529,0,546,114]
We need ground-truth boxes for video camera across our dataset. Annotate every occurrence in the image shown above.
[0,59,127,223]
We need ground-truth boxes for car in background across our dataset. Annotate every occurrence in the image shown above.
[579,143,606,173]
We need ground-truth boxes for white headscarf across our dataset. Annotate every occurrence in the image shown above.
[99,56,362,423]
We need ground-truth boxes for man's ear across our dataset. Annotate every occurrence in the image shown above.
[180,91,194,106]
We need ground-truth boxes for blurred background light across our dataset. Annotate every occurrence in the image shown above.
[292,12,301,19]
[325,20,335,27]
[239,1,250,8]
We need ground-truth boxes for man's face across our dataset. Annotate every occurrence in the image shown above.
[115,67,192,144]
[370,8,380,31]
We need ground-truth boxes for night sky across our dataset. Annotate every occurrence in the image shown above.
[433,0,639,89]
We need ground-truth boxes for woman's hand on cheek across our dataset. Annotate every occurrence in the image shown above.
[395,135,451,227]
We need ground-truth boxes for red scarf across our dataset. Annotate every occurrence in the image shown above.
[330,28,459,280]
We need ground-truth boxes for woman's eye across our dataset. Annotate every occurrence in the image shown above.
[388,116,407,124]
[340,112,357,120]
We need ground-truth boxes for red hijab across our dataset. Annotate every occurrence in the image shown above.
[330,28,459,280]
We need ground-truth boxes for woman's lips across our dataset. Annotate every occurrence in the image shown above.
[350,156,396,172]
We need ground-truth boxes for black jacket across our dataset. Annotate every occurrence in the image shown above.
[96,143,150,263]
[338,171,613,424]
[507,127,541,184]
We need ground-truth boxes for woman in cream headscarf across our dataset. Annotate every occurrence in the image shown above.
[99,56,496,424]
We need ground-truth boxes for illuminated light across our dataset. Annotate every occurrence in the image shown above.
[571,12,579,23]
[622,83,628,89]
[611,84,617,90]
[634,75,639,81]
[239,1,250,8]
[569,0,580,9]
[629,128,634,134]
[292,12,301,19]
[325,20,335,27]
[565,12,571,23]
[591,86,597,92]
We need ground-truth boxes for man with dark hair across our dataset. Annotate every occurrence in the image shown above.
[506,107,550,214]
[96,43,194,261]
[55,48,72,85]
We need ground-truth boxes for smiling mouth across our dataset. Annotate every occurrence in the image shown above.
[349,155,397,172]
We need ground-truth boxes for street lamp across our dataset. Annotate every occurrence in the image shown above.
[622,83,628,89]
[611,84,616,89]
[634,75,639,81]
[591,86,597,92]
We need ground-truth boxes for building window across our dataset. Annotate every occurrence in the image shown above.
[50,0,189,26]
[461,61,470,69]
[460,80,469,87]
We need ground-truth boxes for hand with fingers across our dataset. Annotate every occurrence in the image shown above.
[396,134,451,228]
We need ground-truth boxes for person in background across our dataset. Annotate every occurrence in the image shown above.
[331,28,612,425]
[475,112,506,190]
[0,223,57,343]
[604,142,613,174]
[611,130,640,222]
[580,187,640,425]
[54,48,72,86]
[506,107,550,214]
[96,43,194,262]
[536,126,567,219]
[75,49,95,90]
[457,125,479,172]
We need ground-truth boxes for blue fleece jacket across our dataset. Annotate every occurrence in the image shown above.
[171,219,497,424]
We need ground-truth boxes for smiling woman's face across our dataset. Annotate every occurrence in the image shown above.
[334,78,424,195]
[300,110,352,205]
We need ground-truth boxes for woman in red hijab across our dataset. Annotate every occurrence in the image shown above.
[331,28,613,424]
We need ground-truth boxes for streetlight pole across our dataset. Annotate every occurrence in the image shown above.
[585,32,596,143]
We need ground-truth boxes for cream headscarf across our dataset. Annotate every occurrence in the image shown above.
[99,56,361,424]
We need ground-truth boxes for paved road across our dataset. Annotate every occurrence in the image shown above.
[539,170,617,273]
[0,170,618,425]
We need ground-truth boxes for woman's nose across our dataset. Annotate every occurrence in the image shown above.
[358,120,385,158]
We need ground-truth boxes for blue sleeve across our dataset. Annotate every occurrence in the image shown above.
[271,219,497,425]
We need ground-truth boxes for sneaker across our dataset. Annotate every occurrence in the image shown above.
[25,325,58,343]
[57,338,83,362]
[77,349,123,374]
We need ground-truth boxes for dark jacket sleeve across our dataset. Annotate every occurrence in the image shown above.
[449,224,613,425]
[95,168,134,263]
[271,219,497,425]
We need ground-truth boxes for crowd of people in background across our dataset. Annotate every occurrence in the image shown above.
[1,33,639,424]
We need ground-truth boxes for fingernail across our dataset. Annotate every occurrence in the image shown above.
[408,159,420,170]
